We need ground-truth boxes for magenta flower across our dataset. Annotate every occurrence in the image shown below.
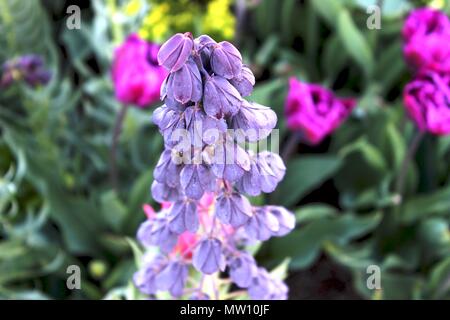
[403,8,450,73]
[112,34,167,108]
[285,77,356,145]
[403,71,450,135]
[402,8,450,43]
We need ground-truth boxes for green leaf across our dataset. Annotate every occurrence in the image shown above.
[337,9,374,77]
[273,155,342,207]
[267,212,382,269]
[100,191,128,232]
[295,204,338,224]
[399,184,450,224]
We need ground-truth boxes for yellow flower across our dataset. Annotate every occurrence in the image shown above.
[202,0,236,40]
[429,0,446,9]
[124,0,142,16]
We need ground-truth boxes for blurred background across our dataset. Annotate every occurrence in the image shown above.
[1,0,450,300]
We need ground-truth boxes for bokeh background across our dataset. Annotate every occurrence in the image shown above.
[1,0,450,300]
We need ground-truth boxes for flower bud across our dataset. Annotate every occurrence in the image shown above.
[211,41,242,79]
[193,238,226,274]
[157,32,194,72]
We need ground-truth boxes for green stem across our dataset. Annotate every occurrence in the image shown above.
[395,130,425,201]
[109,104,129,191]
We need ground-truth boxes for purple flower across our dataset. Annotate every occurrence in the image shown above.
[166,58,202,103]
[157,32,194,72]
[210,137,251,182]
[112,34,167,107]
[210,41,243,79]
[1,54,51,88]
[137,212,178,253]
[133,255,165,295]
[244,207,280,241]
[403,71,450,135]
[236,151,285,196]
[168,199,199,234]
[154,150,182,188]
[193,238,226,274]
[151,180,180,203]
[228,253,258,288]
[266,206,295,236]
[248,268,289,300]
[215,192,252,227]
[203,75,242,118]
[230,65,255,97]
[155,261,188,297]
[231,101,277,142]
[180,164,217,200]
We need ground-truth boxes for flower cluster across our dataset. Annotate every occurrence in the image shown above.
[112,34,167,108]
[133,33,294,300]
[403,8,450,135]
[0,54,51,88]
[285,77,356,145]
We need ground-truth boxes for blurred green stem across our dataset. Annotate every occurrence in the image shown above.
[281,132,301,162]
[395,130,425,200]
[110,103,129,192]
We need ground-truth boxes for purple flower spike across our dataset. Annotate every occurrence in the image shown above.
[136,34,293,300]
[230,66,255,97]
[155,261,188,297]
[193,238,226,274]
[244,207,280,241]
[203,76,242,118]
[215,192,252,227]
[228,253,257,288]
[157,32,194,72]
[168,199,199,234]
[167,59,202,103]
[211,41,243,79]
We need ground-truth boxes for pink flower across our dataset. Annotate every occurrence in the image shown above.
[402,8,450,43]
[403,8,450,73]
[112,34,167,108]
[285,77,356,145]
[403,71,450,135]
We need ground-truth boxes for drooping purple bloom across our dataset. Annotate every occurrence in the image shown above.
[137,212,178,253]
[155,261,189,297]
[154,149,182,188]
[266,206,295,237]
[236,151,285,196]
[230,65,255,97]
[231,100,277,142]
[192,238,226,274]
[168,199,199,234]
[215,192,252,227]
[157,32,194,72]
[133,254,166,295]
[180,164,217,200]
[228,253,258,288]
[203,75,242,118]
[210,138,251,182]
[244,207,280,241]
[210,41,242,79]
[151,180,180,203]
[166,58,202,103]
[248,268,288,300]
